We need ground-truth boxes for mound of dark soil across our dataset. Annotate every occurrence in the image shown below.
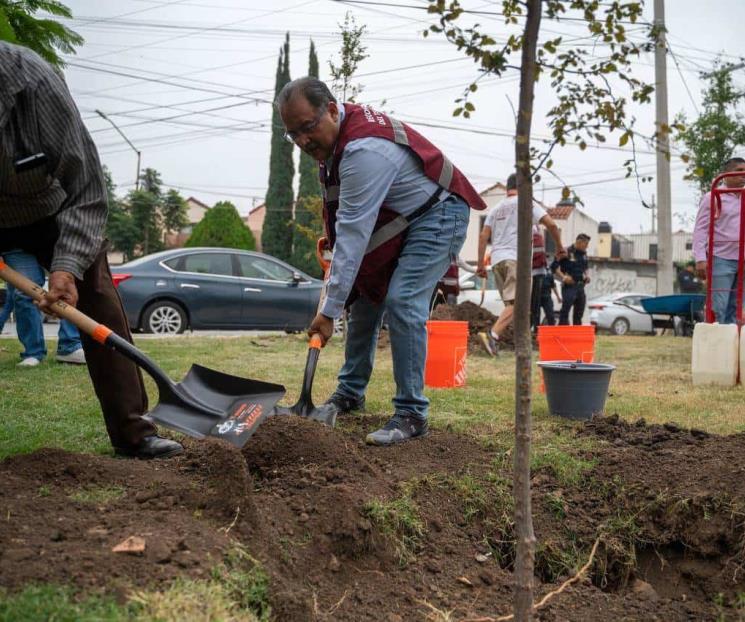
[431,302,515,354]
[3,413,745,620]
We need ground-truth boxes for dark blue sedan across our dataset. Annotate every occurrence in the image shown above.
[110,248,323,334]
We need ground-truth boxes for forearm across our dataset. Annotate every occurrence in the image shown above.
[53,204,106,278]
[477,231,489,267]
[547,223,564,252]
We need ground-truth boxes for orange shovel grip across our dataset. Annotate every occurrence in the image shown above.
[309,334,323,349]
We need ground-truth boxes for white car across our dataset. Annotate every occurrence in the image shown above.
[457,271,505,317]
[588,292,656,335]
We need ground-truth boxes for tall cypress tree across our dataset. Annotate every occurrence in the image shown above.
[291,39,324,277]
[262,32,294,261]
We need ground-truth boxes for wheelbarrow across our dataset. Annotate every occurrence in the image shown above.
[640,294,705,337]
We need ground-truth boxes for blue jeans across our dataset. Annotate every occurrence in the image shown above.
[0,283,14,331]
[335,196,470,420]
[1,250,82,359]
[711,256,745,324]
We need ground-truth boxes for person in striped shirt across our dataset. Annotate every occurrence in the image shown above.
[0,41,181,459]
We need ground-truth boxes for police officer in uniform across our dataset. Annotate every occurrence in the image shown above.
[552,233,591,326]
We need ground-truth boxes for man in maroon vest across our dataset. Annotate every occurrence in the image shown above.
[278,77,485,446]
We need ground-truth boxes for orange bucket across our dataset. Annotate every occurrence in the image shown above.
[425,320,469,388]
[537,325,596,392]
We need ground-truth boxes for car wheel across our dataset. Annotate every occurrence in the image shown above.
[143,301,187,335]
[611,317,630,336]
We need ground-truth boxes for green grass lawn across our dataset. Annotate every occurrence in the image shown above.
[1,332,745,460]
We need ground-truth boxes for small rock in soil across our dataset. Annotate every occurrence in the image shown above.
[112,536,146,555]
[475,553,490,563]
[631,578,659,602]
[328,555,341,572]
[457,576,474,587]
[479,570,497,586]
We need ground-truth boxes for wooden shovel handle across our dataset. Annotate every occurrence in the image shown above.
[0,259,112,344]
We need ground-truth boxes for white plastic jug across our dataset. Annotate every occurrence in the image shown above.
[692,323,739,386]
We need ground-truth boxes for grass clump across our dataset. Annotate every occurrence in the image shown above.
[363,496,426,566]
[69,485,126,505]
[0,546,270,622]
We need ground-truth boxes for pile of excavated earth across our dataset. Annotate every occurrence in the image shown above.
[2,413,745,620]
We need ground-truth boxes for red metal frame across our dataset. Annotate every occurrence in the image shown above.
[705,172,745,325]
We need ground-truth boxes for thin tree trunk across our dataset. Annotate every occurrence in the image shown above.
[513,1,542,620]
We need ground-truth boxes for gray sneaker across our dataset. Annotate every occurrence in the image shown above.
[365,414,429,446]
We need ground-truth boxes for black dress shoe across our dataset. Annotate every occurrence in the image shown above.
[114,435,184,459]
[312,392,365,423]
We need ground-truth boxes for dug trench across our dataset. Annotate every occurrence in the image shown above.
[2,414,745,620]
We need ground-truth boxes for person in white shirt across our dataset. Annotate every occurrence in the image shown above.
[476,174,564,355]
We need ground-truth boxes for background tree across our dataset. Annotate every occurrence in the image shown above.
[291,39,324,278]
[161,189,189,237]
[677,61,745,195]
[128,189,162,257]
[0,0,82,68]
[103,166,138,262]
[426,1,656,618]
[328,11,368,102]
[186,201,256,250]
[262,32,295,262]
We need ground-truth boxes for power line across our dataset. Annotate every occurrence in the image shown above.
[667,43,699,114]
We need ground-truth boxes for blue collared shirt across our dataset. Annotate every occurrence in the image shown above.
[322,105,447,318]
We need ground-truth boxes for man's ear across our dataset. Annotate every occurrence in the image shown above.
[328,101,339,122]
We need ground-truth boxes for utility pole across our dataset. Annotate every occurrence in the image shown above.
[654,0,673,295]
[95,110,141,190]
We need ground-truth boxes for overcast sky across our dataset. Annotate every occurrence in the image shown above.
[56,0,745,233]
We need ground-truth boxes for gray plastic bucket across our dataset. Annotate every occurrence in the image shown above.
[538,361,615,421]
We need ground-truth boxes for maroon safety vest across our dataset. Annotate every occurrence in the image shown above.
[532,228,546,270]
[321,103,486,305]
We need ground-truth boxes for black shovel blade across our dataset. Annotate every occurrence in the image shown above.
[273,343,336,427]
[145,364,286,449]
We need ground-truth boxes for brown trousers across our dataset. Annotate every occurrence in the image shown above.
[0,217,156,447]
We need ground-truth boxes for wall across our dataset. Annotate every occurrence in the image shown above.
[625,231,693,263]
[245,205,265,251]
[585,258,658,299]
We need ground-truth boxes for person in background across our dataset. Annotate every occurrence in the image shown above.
[553,233,591,325]
[693,157,745,323]
[0,41,182,458]
[678,260,703,294]
[1,249,85,367]
[0,282,13,334]
[476,173,565,356]
[530,225,547,333]
[540,268,560,326]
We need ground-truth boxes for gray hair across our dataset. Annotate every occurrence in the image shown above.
[275,77,337,112]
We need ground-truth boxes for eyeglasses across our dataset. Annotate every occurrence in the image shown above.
[283,109,325,144]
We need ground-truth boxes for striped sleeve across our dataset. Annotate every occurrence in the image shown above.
[36,72,107,279]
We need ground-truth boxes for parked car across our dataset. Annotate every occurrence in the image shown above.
[588,292,657,335]
[110,248,323,334]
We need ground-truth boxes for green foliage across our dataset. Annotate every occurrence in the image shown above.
[328,11,368,102]
[161,189,189,233]
[103,167,138,262]
[104,167,188,259]
[426,0,657,180]
[677,61,745,194]
[0,0,83,68]
[262,32,294,262]
[187,201,256,250]
[292,40,324,278]
[128,188,163,256]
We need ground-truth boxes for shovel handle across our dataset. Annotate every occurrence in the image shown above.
[0,259,112,344]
